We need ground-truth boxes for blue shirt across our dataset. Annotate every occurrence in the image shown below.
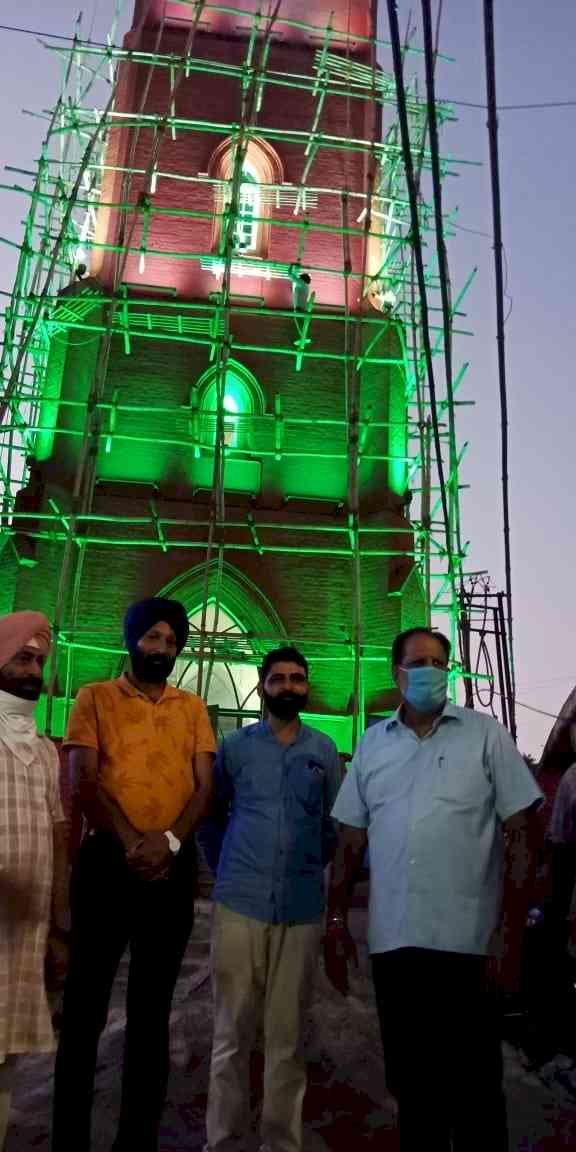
[332,703,543,956]
[200,721,341,924]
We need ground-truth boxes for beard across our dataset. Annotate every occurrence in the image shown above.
[0,675,43,701]
[262,689,308,721]
[130,650,176,684]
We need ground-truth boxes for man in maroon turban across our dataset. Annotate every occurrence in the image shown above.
[0,611,69,1152]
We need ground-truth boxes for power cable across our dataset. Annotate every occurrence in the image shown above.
[484,0,516,738]
[421,0,464,597]
[491,692,563,723]
[447,98,576,111]
[386,0,454,592]
[1,21,575,115]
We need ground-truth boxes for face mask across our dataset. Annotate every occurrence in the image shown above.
[262,689,308,721]
[400,666,448,713]
[130,650,176,684]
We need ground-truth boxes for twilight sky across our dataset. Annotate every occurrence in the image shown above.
[1,1,574,755]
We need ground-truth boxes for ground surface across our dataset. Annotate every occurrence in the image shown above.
[7,901,576,1150]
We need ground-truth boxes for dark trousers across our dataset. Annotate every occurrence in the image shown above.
[522,843,576,1064]
[372,948,508,1152]
[52,831,196,1152]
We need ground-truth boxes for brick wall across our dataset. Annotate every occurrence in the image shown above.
[8,3,426,735]
[41,316,406,512]
[12,508,421,721]
[95,29,380,308]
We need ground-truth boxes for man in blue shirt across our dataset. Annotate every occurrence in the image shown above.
[202,646,341,1152]
[325,626,543,1152]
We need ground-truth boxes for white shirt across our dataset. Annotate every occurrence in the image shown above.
[332,703,543,956]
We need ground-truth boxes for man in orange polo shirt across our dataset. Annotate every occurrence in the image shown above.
[52,597,216,1152]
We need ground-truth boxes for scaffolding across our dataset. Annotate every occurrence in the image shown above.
[0,1,480,740]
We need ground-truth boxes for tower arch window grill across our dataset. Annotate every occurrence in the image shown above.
[162,561,287,738]
[173,601,260,737]
[209,137,284,261]
[195,359,264,451]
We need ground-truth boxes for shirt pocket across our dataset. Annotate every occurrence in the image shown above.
[291,759,325,815]
[432,754,490,809]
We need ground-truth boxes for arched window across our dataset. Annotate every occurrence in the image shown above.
[195,359,264,451]
[172,601,260,737]
[209,138,283,261]
[159,561,287,737]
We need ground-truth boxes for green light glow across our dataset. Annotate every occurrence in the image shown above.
[388,362,408,497]
[201,372,252,453]
[0,8,467,739]
[194,361,264,477]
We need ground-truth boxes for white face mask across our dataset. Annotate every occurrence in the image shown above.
[0,690,39,764]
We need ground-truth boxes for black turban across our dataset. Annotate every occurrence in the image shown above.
[123,597,190,654]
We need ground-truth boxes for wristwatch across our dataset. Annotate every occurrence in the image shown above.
[164,830,182,855]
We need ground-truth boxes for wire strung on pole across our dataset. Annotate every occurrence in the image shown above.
[385,0,454,593]
[420,0,465,663]
[343,0,361,746]
[420,0,458,543]
[483,0,517,741]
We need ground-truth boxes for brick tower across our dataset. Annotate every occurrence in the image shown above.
[6,0,427,748]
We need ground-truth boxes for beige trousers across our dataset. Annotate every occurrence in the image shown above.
[206,904,321,1152]
[0,1058,16,1152]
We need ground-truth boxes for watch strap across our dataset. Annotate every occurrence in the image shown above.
[164,830,181,855]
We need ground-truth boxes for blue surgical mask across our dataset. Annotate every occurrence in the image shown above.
[400,666,448,713]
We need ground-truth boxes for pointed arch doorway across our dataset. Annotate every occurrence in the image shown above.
[173,601,260,737]
[161,562,287,741]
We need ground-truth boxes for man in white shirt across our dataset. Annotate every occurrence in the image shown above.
[325,627,543,1151]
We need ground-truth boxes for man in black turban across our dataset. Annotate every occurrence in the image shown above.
[52,597,216,1152]
[123,596,190,684]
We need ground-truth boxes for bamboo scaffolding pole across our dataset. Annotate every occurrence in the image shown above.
[0,0,474,724]
[196,1,285,699]
[47,1,210,730]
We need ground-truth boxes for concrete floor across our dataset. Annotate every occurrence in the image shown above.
[7,901,576,1151]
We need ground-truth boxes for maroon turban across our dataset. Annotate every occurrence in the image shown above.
[0,611,51,670]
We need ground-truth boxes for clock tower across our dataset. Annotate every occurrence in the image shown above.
[10,0,426,747]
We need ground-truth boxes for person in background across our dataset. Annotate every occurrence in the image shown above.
[0,611,69,1152]
[538,757,576,1062]
[201,646,341,1152]
[52,597,216,1152]
[547,755,576,944]
[325,626,543,1152]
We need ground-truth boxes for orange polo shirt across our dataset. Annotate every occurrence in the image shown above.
[64,676,216,833]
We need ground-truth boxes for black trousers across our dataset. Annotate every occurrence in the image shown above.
[52,831,196,1152]
[372,948,508,1152]
[522,843,576,1064]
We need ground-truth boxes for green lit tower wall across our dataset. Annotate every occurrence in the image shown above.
[1,0,462,750]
